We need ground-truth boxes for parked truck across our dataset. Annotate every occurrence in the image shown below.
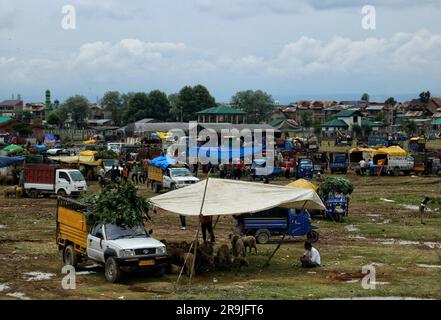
[148,164,199,193]
[329,153,349,174]
[56,197,168,283]
[24,164,87,198]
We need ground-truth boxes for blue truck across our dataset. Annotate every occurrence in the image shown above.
[295,158,314,179]
[323,196,349,222]
[329,153,349,174]
[234,208,319,244]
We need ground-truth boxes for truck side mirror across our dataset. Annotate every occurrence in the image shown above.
[96,232,103,239]
[148,229,153,235]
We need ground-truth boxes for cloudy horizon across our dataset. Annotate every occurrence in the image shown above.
[1,0,441,104]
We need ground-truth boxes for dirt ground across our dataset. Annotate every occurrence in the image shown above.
[1,174,441,300]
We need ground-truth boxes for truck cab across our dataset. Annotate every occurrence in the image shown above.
[163,167,199,189]
[329,153,349,174]
[295,159,314,179]
[55,170,87,197]
[24,165,87,198]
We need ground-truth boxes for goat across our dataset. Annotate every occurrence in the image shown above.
[241,236,257,254]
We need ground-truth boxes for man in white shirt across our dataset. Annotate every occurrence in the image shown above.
[300,241,321,268]
[359,159,367,175]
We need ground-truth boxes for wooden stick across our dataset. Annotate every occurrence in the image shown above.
[189,169,212,284]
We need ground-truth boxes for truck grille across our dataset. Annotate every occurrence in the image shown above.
[134,248,156,255]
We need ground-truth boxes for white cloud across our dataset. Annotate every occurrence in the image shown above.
[1,30,440,92]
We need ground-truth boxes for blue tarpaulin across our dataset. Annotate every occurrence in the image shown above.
[0,156,25,168]
[187,145,263,161]
[148,156,177,170]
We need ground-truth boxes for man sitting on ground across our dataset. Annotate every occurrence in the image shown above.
[300,241,321,268]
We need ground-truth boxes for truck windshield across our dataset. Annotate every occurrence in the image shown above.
[170,168,192,177]
[299,160,313,168]
[103,160,118,167]
[69,171,85,182]
[105,224,148,240]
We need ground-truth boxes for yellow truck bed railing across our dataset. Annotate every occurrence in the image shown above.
[56,197,89,254]
[148,166,164,182]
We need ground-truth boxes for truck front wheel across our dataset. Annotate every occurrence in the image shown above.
[57,189,67,197]
[63,245,78,268]
[105,257,122,283]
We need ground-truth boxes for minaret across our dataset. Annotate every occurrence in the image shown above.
[45,90,52,112]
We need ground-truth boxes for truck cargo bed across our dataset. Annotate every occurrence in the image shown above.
[56,197,89,254]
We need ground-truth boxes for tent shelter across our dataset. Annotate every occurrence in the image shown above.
[287,179,319,191]
[149,178,325,216]
[149,178,325,282]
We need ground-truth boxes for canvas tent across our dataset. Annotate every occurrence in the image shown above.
[149,178,325,216]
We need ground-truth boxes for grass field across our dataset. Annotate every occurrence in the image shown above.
[0,174,440,300]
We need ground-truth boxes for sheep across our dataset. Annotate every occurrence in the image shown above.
[4,186,17,198]
[15,186,24,198]
[241,236,257,254]
[231,235,246,258]
[182,252,195,276]
[215,244,232,266]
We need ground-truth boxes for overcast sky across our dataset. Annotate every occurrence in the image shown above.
[1,0,441,103]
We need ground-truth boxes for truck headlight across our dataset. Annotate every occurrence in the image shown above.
[119,249,135,257]
[157,246,166,255]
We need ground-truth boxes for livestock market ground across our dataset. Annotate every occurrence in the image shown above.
[1,174,441,300]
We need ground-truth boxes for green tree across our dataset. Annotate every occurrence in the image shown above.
[374,113,385,122]
[404,119,417,136]
[123,92,149,124]
[231,90,274,123]
[101,91,123,126]
[361,123,373,138]
[300,112,313,130]
[12,122,33,137]
[147,90,171,122]
[352,123,362,138]
[385,97,397,105]
[177,85,216,122]
[47,111,59,126]
[168,93,181,121]
[361,93,370,102]
[63,95,90,129]
[419,91,431,103]
[56,105,70,128]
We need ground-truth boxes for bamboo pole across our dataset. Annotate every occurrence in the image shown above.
[189,169,212,284]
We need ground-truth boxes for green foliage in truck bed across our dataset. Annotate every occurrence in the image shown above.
[81,183,148,227]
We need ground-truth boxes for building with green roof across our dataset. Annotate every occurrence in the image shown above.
[196,105,247,124]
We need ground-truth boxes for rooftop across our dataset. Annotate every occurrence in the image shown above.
[322,119,349,128]
[336,109,362,117]
[196,105,247,115]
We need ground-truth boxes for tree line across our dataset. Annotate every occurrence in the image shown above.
[46,85,276,129]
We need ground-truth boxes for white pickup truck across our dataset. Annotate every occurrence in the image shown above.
[383,155,414,176]
[148,165,199,193]
[24,164,87,198]
[57,198,168,283]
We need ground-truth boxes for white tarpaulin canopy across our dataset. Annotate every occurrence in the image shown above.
[149,178,326,216]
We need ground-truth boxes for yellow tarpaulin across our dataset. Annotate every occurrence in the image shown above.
[84,140,97,145]
[287,179,319,191]
[349,147,375,154]
[372,146,407,156]
[50,150,102,166]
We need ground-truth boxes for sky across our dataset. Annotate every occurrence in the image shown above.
[0,0,441,104]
